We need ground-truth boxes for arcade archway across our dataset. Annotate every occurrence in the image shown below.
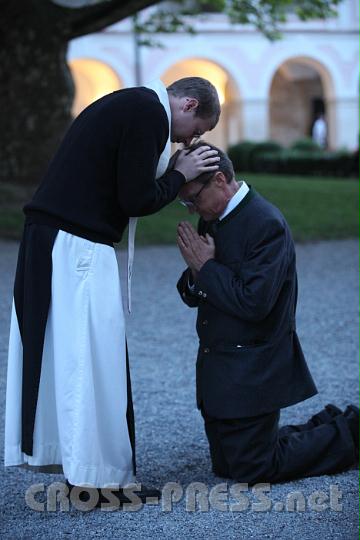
[269,57,334,147]
[161,58,241,150]
[69,58,123,117]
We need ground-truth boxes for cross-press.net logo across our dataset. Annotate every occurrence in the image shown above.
[25,482,343,513]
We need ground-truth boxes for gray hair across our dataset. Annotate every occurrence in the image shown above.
[184,141,235,184]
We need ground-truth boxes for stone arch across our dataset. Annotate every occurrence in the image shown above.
[68,58,123,117]
[268,56,336,147]
[160,57,242,150]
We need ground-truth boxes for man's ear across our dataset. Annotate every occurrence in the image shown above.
[183,97,199,112]
[213,171,227,187]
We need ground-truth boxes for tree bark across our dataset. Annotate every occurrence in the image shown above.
[0,0,157,184]
[1,1,71,183]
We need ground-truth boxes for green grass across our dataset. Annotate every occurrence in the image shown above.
[0,174,358,244]
[135,173,359,244]
[240,173,359,242]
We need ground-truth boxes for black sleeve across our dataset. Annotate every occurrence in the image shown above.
[176,217,204,308]
[177,268,201,308]
[116,101,185,217]
[193,219,290,321]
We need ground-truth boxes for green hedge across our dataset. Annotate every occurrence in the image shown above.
[227,141,258,171]
[256,150,358,176]
[290,138,323,152]
[227,139,358,177]
[228,140,284,172]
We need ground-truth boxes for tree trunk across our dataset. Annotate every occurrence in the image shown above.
[0,0,157,185]
[0,2,74,184]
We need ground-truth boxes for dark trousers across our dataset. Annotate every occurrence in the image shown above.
[201,407,356,485]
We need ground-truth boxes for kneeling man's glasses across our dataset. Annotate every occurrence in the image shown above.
[179,176,213,208]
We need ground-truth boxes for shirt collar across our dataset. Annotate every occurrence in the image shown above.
[218,181,249,221]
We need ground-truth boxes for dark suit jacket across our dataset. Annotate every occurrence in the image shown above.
[177,187,317,419]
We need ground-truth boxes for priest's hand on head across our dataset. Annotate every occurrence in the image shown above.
[177,221,215,272]
[174,146,219,182]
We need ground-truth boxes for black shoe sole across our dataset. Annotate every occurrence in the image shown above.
[65,481,161,508]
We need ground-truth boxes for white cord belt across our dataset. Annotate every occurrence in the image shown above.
[127,217,138,313]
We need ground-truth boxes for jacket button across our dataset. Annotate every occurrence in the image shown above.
[198,290,203,296]
[202,292,207,298]
[203,347,210,353]
[202,320,208,325]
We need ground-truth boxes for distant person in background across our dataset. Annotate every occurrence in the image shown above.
[312,113,327,148]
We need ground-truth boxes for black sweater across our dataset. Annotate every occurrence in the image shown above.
[25,87,185,244]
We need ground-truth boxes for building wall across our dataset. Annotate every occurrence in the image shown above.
[68,0,359,151]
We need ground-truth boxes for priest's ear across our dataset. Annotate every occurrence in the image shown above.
[183,97,199,112]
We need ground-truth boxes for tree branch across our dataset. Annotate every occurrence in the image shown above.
[59,0,160,40]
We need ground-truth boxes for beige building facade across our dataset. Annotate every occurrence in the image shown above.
[68,0,359,151]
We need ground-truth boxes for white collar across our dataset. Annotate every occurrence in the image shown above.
[218,181,249,221]
[127,79,171,314]
[143,79,171,179]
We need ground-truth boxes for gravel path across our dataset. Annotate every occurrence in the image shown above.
[0,239,358,539]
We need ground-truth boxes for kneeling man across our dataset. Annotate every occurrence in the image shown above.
[176,143,358,484]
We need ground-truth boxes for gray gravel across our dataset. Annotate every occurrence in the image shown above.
[0,239,358,539]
